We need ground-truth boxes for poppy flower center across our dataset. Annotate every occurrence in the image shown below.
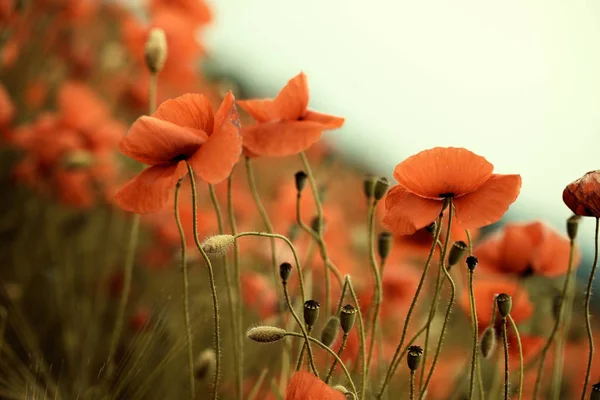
[171,154,189,162]
[519,265,535,278]
[439,192,455,198]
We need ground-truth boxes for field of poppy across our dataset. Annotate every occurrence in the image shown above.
[1,1,600,400]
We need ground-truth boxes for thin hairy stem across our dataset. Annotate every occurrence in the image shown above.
[345,276,367,399]
[366,199,383,378]
[508,315,523,400]
[419,257,443,392]
[502,318,509,400]
[468,269,479,399]
[326,334,348,383]
[410,370,416,400]
[295,326,313,371]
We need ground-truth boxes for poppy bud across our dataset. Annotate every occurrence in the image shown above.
[333,385,353,398]
[378,231,393,261]
[280,262,292,283]
[466,255,478,271]
[194,348,216,381]
[447,240,467,268]
[340,304,357,334]
[201,235,235,256]
[407,345,424,371]
[144,28,167,74]
[425,222,437,236]
[373,177,389,201]
[496,293,512,318]
[480,327,496,359]
[363,175,376,200]
[62,150,95,169]
[295,171,308,193]
[303,300,320,328]
[591,382,600,400]
[247,326,287,343]
[320,316,340,347]
[567,215,581,241]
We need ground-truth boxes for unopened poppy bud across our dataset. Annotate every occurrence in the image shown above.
[425,222,437,236]
[246,326,287,343]
[62,150,95,169]
[295,171,307,193]
[201,235,235,256]
[496,293,512,318]
[333,385,355,399]
[363,175,376,200]
[340,304,357,334]
[194,348,216,381]
[480,327,496,359]
[407,345,424,371]
[448,241,468,268]
[373,177,389,201]
[280,262,292,283]
[320,316,340,347]
[567,215,581,241]
[303,300,320,328]
[591,382,600,400]
[378,231,393,261]
[466,255,478,271]
[144,28,167,74]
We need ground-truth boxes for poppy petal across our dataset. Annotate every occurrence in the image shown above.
[302,110,345,129]
[273,72,309,121]
[241,120,325,157]
[236,98,279,123]
[120,116,208,165]
[452,174,521,230]
[382,185,443,235]
[285,371,345,400]
[214,91,241,132]
[394,147,494,199]
[153,93,214,133]
[59,82,109,131]
[533,226,581,276]
[497,223,540,275]
[113,161,187,214]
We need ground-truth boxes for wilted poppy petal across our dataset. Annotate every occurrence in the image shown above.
[242,120,325,157]
[113,161,187,214]
[237,98,279,123]
[153,93,214,133]
[285,371,345,400]
[302,110,345,129]
[452,174,521,230]
[382,185,443,235]
[120,116,208,165]
[563,171,600,218]
[273,72,309,121]
[394,147,494,199]
[214,91,241,132]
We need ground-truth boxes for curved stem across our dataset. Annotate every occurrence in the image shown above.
[581,217,600,400]
[508,315,523,400]
[468,269,479,399]
[346,276,367,400]
[366,199,382,378]
[186,162,221,400]
[326,334,348,384]
[502,318,509,400]
[295,326,313,371]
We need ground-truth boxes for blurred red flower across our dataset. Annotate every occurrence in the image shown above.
[285,371,345,400]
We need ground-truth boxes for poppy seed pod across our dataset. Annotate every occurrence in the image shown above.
[201,235,235,256]
[295,171,308,193]
[303,300,320,328]
[340,304,357,334]
[363,175,376,200]
[448,241,468,268]
[373,177,389,201]
[466,255,478,271]
[144,28,167,74]
[194,348,216,381]
[591,382,600,400]
[567,215,581,241]
[480,327,496,359]
[246,326,287,343]
[496,293,512,318]
[320,316,340,347]
[378,231,393,261]
[280,262,292,283]
[407,345,424,371]
[425,222,437,236]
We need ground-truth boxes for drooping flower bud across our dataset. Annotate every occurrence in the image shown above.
[340,304,357,334]
[194,348,216,381]
[373,177,389,201]
[567,215,581,241]
[280,262,292,283]
[378,231,393,261]
[466,255,478,272]
[201,235,235,256]
[591,382,600,400]
[247,326,287,343]
[407,345,424,371]
[480,326,496,359]
[320,316,340,347]
[448,241,468,268]
[303,300,320,328]
[295,171,308,193]
[496,293,512,318]
[363,175,376,200]
[144,28,167,74]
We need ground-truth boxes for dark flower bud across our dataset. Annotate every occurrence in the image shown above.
[480,327,496,359]
[194,349,216,381]
[280,262,292,283]
[407,345,424,371]
[363,175,376,200]
[496,293,512,318]
[373,177,389,201]
[295,171,308,193]
[378,231,393,261]
[591,382,600,400]
[447,241,467,268]
[425,222,437,236]
[303,300,320,328]
[567,215,581,241]
[320,316,340,347]
[340,304,357,334]
[466,255,478,271]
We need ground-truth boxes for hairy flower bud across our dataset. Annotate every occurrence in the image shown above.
[378,231,393,261]
[466,255,478,271]
[340,304,357,334]
[567,215,581,241]
[280,262,292,283]
[407,345,424,371]
[144,28,167,74]
[448,241,468,268]
[373,177,389,201]
[320,316,340,347]
[303,300,320,328]
[591,382,600,400]
[247,326,286,343]
[496,293,512,318]
[201,235,235,256]
[194,348,216,381]
[480,327,496,359]
[295,171,308,193]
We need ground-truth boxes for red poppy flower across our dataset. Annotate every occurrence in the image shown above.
[114,92,242,214]
[383,147,522,235]
[474,221,581,277]
[151,0,212,27]
[563,170,600,218]
[237,72,344,157]
[285,371,345,400]
[0,83,14,130]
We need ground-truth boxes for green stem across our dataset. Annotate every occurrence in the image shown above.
[346,276,367,400]
[468,269,479,399]
[247,368,268,400]
[508,315,523,400]
[366,199,383,378]
[295,326,313,371]
[326,334,348,384]
[502,318,509,400]
[419,257,443,392]
[149,73,157,116]
[186,162,220,400]
[410,370,416,400]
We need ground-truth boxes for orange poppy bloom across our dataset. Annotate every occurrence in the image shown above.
[237,72,345,157]
[474,221,580,277]
[563,170,600,218]
[285,371,345,400]
[114,92,242,214]
[383,147,522,235]
[151,0,212,27]
[0,83,14,134]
